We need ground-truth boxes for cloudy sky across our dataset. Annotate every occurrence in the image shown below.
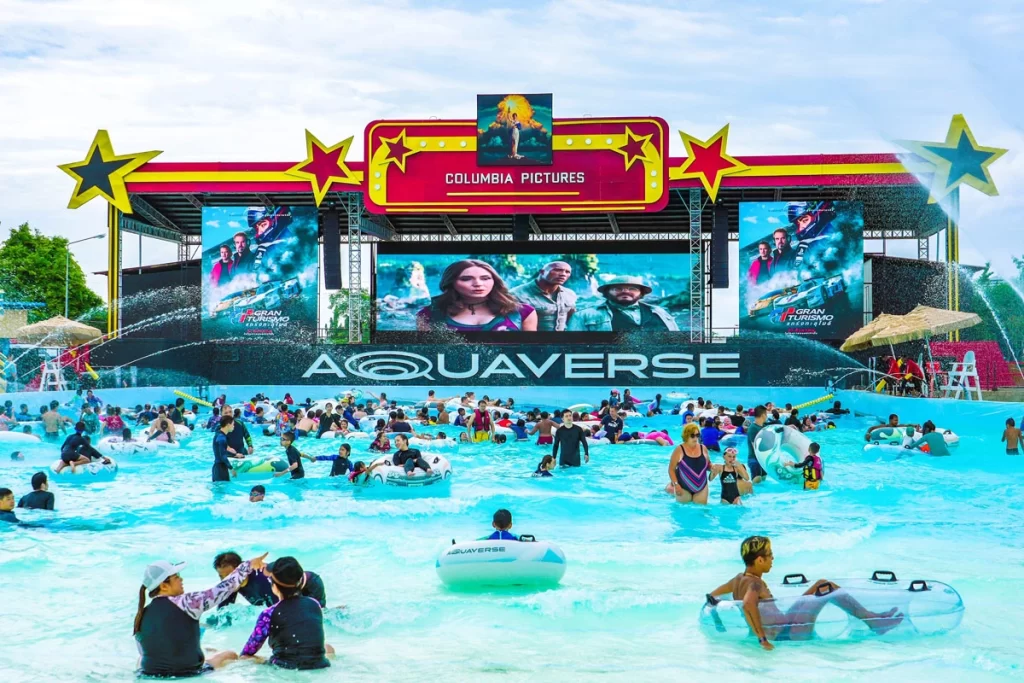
[0,0,1020,330]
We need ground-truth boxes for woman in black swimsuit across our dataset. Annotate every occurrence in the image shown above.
[710,448,751,505]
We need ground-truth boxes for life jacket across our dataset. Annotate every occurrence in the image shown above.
[473,409,491,430]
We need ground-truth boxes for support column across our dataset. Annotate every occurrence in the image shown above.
[106,204,121,336]
[687,188,704,343]
[946,188,960,340]
[346,193,363,343]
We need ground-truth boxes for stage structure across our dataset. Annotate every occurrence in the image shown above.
[58,105,1006,361]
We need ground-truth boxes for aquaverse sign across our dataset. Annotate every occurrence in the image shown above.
[201,342,860,387]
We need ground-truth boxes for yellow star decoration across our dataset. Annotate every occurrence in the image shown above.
[378,129,416,173]
[57,130,161,214]
[896,114,1008,204]
[284,130,361,207]
[674,124,748,202]
[612,126,655,172]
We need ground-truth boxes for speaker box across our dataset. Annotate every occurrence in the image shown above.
[323,207,342,290]
[711,204,729,289]
[513,214,531,242]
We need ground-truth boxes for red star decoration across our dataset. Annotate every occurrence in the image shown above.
[613,126,654,171]
[675,124,748,201]
[380,130,414,173]
[285,130,360,206]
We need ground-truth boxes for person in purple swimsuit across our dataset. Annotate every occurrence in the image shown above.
[667,422,710,504]
[416,259,537,332]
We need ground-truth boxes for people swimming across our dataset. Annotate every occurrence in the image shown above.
[710,447,751,505]
[392,434,433,478]
[0,488,19,523]
[133,552,268,677]
[55,423,112,473]
[239,556,334,670]
[668,423,710,504]
[275,432,305,479]
[784,442,824,489]
[705,536,903,649]
[1002,418,1021,456]
[553,410,589,467]
[864,413,919,442]
[905,420,951,456]
[304,442,354,477]
[534,454,556,478]
[486,509,519,541]
[17,472,55,511]
[249,485,266,503]
[214,551,277,607]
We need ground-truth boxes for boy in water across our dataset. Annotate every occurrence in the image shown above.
[486,509,519,541]
[249,485,266,503]
[706,536,903,649]
[528,411,556,446]
[0,488,19,523]
[275,432,306,479]
[1002,418,1021,455]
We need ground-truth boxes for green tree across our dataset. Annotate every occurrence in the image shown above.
[327,289,370,343]
[0,223,103,321]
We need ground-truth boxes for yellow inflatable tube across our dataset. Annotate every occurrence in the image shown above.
[174,390,213,408]
[84,363,100,381]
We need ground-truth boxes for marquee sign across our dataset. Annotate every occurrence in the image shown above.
[363,118,669,215]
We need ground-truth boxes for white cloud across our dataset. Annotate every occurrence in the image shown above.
[204,220,220,228]
[743,216,758,223]
[767,216,781,224]
[227,221,241,228]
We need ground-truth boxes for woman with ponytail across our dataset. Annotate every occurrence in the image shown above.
[239,556,334,670]
[134,552,267,677]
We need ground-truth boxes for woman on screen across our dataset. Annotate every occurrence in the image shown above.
[508,112,523,160]
[416,259,537,332]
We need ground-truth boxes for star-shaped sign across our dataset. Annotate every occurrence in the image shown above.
[285,130,360,206]
[379,130,415,173]
[613,126,654,171]
[675,124,748,202]
[58,130,161,213]
[897,114,1007,203]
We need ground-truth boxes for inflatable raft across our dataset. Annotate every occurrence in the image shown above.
[867,426,959,447]
[96,436,177,455]
[49,457,118,483]
[436,537,567,588]
[752,425,812,484]
[229,457,289,478]
[0,431,41,444]
[700,571,963,642]
[369,454,452,487]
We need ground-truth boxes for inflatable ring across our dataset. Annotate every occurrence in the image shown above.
[719,433,746,453]
[96,437,169,455]
[50,457,118,482]
[568,403,593,412]
[408,437,457,450]
[436,538,566,588]
[0,431,41,444]
[753,425,811,484]
[701,572,963,641]
[369,454,452,487]
[867,426,958,447]
[230,457,289,479]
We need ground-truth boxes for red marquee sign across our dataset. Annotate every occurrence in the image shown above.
[363,117,669,215]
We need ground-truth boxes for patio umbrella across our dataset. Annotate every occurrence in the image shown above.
[13,315,103,347]
[839,313,904,353]
[866,305,982,348]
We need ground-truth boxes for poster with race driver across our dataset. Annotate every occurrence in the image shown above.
[739,201,864,340]
[201,206,318,340]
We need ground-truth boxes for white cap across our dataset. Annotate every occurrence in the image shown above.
[142,560,187,591]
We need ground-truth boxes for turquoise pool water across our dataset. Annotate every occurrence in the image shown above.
[2,389,1023,681]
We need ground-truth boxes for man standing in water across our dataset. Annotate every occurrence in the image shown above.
[510,261,577,332]
[552,410,589,467]
[747,405,768,483]
[212,416,239,482]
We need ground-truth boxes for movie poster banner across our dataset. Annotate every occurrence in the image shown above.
[375,247,693,336]
[201,206,318,340]
[738,201,864,340]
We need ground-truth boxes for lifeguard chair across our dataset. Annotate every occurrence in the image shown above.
[940,351,982,401]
